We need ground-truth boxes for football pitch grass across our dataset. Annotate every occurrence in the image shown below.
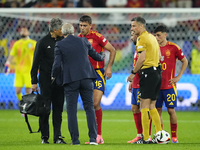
[0,110,199,150]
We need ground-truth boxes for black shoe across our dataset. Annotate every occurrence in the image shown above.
[134,136,152,144]
[90,138,98,145]
[71,140,80,145]
[151,134,158,144]
[42,137,49,144]
[54,137,67,144]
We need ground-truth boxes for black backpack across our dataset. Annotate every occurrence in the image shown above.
[19,91,51,133]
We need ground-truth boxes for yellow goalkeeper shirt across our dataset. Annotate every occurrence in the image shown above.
[10,38,36,74]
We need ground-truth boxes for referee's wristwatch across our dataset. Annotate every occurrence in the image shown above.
[131,70,136,75]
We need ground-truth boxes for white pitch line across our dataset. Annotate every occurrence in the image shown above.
[0,118,200,123]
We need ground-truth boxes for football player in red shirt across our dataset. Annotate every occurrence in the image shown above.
[154,25,188,143]
[78,15,116,144]
[127,31,152,144]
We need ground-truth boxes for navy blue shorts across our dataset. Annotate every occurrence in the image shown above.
[94,68,106,92]
[156,88,177,108]
[131,88,140,105]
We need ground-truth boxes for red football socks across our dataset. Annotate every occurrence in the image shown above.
[133,112,142,134]
[171,123,177,137]
[95,109,102,135]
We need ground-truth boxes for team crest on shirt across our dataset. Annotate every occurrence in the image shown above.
[28,43,33,48]
[166,49,171,57]
[88,39,93,44]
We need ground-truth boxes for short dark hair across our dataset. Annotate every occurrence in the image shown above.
[79,15,92,24]
[154,25,167,33]
[131,16,146,27]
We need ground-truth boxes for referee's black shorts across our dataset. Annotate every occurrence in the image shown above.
[139,65,162,100]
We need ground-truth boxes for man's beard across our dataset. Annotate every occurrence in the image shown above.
[21,35,26,38]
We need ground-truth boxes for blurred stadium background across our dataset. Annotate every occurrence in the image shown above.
[0,7,200,110]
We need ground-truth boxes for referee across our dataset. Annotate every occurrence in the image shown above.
[127,16,162,144]
[31,18,66,144]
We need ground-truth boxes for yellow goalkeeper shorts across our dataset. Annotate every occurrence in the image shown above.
[14,73,32,88]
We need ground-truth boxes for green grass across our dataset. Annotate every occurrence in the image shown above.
[0,110,200,150]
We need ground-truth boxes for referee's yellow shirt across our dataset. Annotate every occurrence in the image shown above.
[10,38,36,74]
[136,31,160,70]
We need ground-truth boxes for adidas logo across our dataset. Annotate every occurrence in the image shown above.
[47,46,51,48]
[169,102,174,105]
[136,140,143,144]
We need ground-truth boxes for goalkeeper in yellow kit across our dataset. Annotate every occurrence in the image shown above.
[5,27,36,101]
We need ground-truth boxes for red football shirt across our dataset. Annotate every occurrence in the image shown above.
[132,51,140,88]
[160,41,185,89]
[78,30,108,69]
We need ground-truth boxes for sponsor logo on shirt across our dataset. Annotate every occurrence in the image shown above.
[161,56,164,61]
[137,46,143,49]
[47,46,51,48]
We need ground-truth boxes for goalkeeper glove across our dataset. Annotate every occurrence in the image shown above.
[4,62,10,74]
